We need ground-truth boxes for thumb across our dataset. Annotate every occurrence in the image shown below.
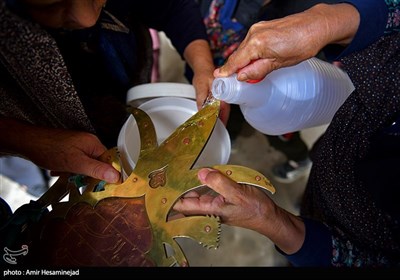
[198,168,240,203]
[81,159,120,183]
[236,59,275,81]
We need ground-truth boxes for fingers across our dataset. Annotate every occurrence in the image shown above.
[51,159,120,184]
[214,54,277,82]
[173,192,225,216]
[72,157,120,183]
[182,190,200,198]
[89,160,120,183]
[214,31,266,79]
[213,51,252,78]
[197,168,242,204]
[71,135,121,183]
[100,165,121,183]
[236,58,277,81]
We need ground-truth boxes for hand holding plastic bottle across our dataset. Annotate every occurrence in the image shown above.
[209,4,357,135]
[214,3,360,81]
[178,2,360,252]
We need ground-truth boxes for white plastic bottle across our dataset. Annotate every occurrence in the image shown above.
[211,57,355,135]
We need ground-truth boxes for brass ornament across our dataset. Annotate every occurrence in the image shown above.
[22,99,275,266]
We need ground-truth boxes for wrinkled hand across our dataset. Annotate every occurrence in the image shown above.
[32,128,120,183]
[214,3,359,81]
[173,168,306,254]
[2,119,120,183]
[174,168,277,232]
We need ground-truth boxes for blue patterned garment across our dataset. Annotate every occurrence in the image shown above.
[385,0,400,33]
[203,0,247,66]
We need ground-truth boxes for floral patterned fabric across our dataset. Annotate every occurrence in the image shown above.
[385,0,400,33]
[203,0,250,66]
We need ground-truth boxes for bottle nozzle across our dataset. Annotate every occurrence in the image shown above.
[212,79,226,99]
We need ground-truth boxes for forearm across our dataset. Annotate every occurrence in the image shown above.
[0,118,37,157]
[252,202,333,266]
[0,117,100,166]
[325,0,391,59]
[0,118,73,166]
[304,3,360,48]
[183,39,215,106]
[256,206,306,255]
[183,39,215,77]
[214,2,361,79]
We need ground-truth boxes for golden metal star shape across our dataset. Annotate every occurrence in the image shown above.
[36,98,275,266]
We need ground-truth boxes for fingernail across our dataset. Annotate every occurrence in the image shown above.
[214,68,222,77]
[198,168,213,182]
[238,72,248,81]
[104,169,119,183]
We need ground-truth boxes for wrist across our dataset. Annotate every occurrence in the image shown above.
[307,3,360,48]
[263,207,305,255]
[184,39,214,73]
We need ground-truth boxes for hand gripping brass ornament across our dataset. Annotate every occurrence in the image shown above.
[18,98,275,267]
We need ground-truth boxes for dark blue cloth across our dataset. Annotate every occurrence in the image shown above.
[44,0,208,148]
[276,218,333,267]
[124,0,208,56]
[325,0,389,60]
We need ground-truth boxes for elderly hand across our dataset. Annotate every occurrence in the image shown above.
[214,3,360,82]
[174,168,277,230]
[0,119,120,183]
[173,168,306,254]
